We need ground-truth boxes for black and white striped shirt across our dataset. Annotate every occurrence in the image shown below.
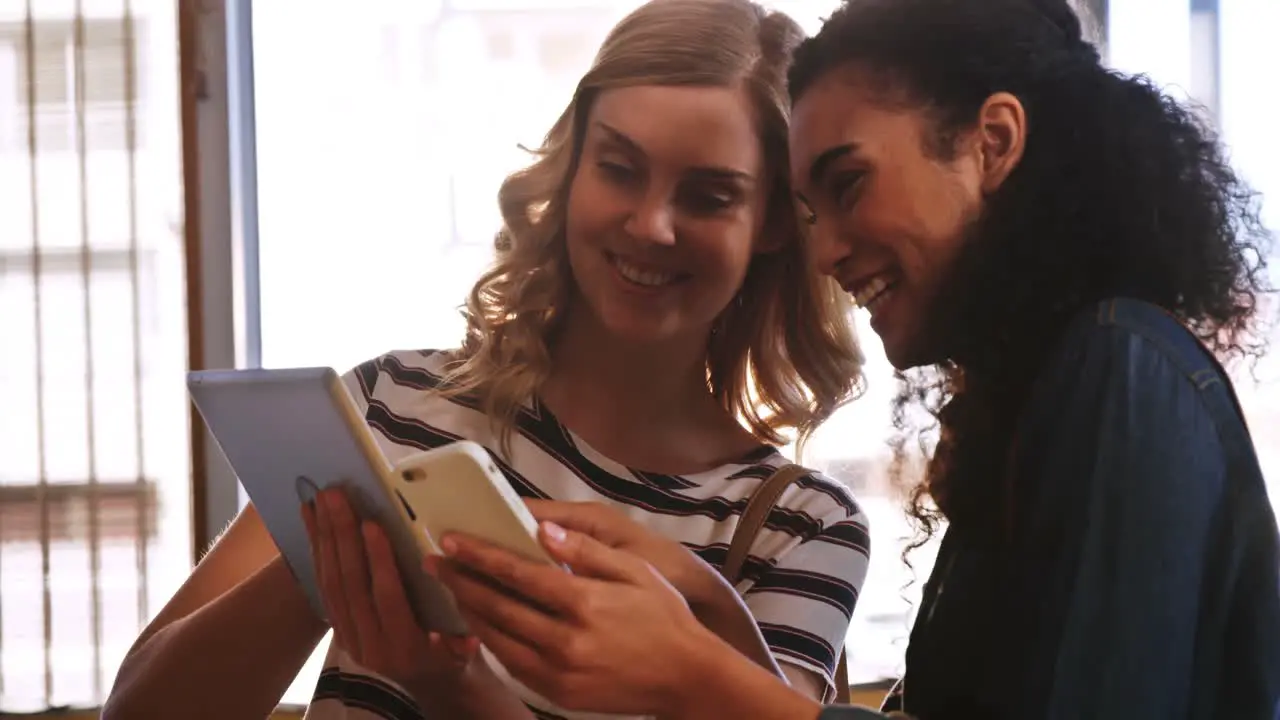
[303,349,871,720]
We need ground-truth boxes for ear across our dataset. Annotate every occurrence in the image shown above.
[975,92,1026,194]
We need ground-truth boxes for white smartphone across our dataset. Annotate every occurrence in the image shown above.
[186,366,467,635]
[392,441,559,568]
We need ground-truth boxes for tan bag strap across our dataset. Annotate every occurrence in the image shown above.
[722,463,852,704]
[722,463,808,584]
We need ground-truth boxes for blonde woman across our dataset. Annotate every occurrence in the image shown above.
[102,1,870,719]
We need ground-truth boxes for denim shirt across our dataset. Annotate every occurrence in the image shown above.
[821,298,1280,720]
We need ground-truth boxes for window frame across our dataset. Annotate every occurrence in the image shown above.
[182,0,260,559]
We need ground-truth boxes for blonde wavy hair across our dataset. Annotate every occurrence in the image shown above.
[443,0,865,457]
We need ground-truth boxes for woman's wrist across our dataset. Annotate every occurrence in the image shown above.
[662,626,823,720]
[678,564,786,677]
[678,554,736,613]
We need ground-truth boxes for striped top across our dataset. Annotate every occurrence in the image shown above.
[302,349,871,720]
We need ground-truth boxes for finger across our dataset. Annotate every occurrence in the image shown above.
[441,533,588,616]
[538,522,651,584]
[441,634,481,660]
[435,555,567,649]
[452,604,552,691]
[421,632,470,672]
[312,493,358,653]
[523,500,613,539]
[325,489,382,657]
[432,632,481,665]
[362,520,418,641]
[427,551,554,624]
[441,563,570,687]
[422,557,482,664]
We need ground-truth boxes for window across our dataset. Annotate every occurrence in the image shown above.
[1217,0,1280,511]
[0,16,148,154]
[241,0,1277,706]
[0,247,189,712]
[0,1,187,713]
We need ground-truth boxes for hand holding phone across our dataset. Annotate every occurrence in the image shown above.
[392,442,559,568]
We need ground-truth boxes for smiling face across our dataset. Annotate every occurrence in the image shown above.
[564,84,770,345]
[790,71,990,369]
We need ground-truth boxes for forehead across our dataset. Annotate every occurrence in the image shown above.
[588,85,763,175]
[789,70,921,183]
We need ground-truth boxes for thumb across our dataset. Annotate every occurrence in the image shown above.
[525,500,620,545]
[539,521,645,583]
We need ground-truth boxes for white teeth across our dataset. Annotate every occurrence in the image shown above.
[853,275,895,310]
[612,256,679,287]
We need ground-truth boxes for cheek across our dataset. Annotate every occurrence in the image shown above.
[565,176,615,247]
[857,180,974,281]
[906,165,982,242]
[698,224,757,285]
[911,191,979,287]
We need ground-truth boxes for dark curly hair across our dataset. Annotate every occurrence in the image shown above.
[789,0,1273,552]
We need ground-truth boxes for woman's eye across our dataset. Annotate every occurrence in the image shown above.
[598,161,637,184]
[829,171,866,210]
[681,189,735,215]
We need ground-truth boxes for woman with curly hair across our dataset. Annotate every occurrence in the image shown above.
[424,0,1280,718]
[103,1,870,719]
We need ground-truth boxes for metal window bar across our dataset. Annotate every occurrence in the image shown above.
[72,3,106,701]
[1,0,175,712]
[123,0,151,656]
[21,2,55,707]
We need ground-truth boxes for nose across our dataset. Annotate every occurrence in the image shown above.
[807,221,853,278]
[623,194,676,247]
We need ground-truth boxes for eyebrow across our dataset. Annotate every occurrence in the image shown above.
[807,143,857,185]
[594,121,756,184]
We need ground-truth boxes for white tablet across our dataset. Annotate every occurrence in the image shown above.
[186,367,468,635]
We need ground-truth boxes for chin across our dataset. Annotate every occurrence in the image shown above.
[608,324,684,346]
[884,346,921,372]
[880,332,940,372]
[595,312,681,346]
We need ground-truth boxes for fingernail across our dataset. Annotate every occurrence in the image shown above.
[440,535,458,556]
[542,521,567,544]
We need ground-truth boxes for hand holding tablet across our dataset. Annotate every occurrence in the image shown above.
[186,367,560,640]
[299,484,481,688]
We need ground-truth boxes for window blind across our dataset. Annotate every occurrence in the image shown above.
[0,0,189,712]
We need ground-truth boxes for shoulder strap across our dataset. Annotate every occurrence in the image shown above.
[722,462,853,704]
[722,463,809,584]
